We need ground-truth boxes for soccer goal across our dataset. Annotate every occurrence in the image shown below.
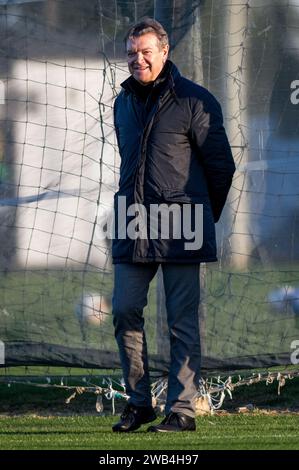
[0,0,299,412]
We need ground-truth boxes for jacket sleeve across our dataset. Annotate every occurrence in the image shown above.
[189,94,236,223]
[113,97,121,150]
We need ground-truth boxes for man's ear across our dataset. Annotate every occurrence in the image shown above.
[162,45,169,63]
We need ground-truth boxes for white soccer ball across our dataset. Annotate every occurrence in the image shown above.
[289,289,299,315]
[267,286,298,314]
[268,287,288,312]
[75,292,110,326]
[292,299,299,315]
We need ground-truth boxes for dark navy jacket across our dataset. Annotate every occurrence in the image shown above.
[113,61,235,264]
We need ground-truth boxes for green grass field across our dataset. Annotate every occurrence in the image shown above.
[1,265,299,362]
[0,414,298,450]
[0,371,298,450]
[1,266,299,451]
[0,269,158,354]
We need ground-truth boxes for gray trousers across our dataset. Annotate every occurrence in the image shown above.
[112,263,201,418]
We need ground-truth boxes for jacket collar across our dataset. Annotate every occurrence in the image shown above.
[120,60,181,98]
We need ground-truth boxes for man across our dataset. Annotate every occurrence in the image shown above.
[112,18,235,432]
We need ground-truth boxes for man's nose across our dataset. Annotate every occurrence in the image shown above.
[135,52,145,63]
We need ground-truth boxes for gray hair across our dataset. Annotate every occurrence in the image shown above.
[124,17,169,50]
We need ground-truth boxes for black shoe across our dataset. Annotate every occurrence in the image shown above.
[112,404,157,432]
[147,411,196,432]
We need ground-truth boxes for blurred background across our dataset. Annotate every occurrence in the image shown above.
[0,0,299,373]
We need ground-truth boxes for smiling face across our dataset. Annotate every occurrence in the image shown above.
[126,32,169,85]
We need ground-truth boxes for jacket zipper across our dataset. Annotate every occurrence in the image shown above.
[132,96,164,261]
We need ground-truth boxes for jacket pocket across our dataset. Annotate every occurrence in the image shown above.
[162,189,209,204]
[161,190,214,226]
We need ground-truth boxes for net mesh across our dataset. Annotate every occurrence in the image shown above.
[0,0,299,373]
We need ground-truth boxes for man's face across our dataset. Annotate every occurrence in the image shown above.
[126,33,169,85]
